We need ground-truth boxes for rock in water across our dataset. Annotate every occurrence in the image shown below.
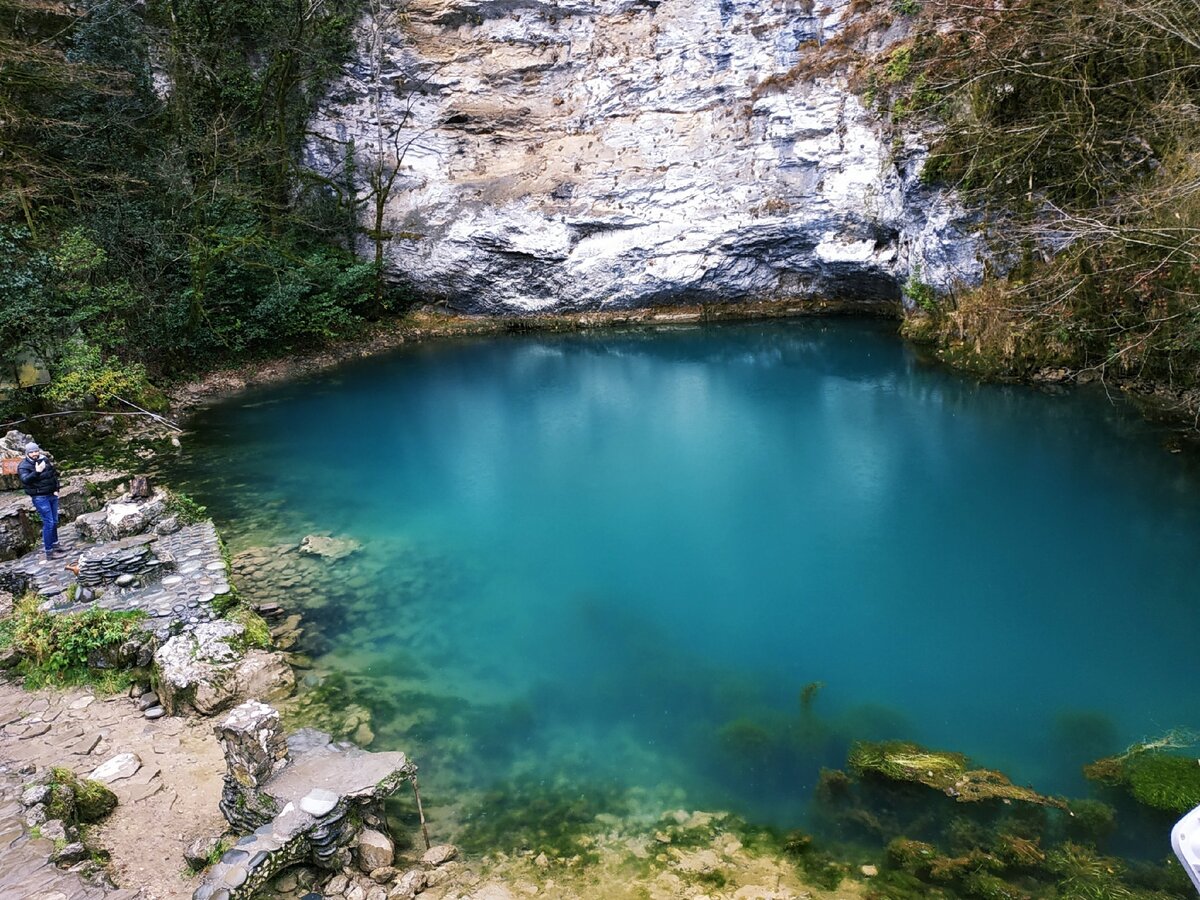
[299,533,362,560]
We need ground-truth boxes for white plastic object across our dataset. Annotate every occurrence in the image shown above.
[1171,804,1200,894]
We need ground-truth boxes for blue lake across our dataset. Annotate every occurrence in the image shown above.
[164,319,1200,849]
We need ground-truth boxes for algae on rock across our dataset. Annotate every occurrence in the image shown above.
[848,740,1068,808]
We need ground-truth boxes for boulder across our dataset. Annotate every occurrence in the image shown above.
[184,834,225,869]
[389,869,427,899]
[357,828,395,873]
[155,622,295,716]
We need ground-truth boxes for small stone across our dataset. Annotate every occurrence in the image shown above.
[326,874,349,895]
[41,819,69,842]
[346,885,367,900]
[51,841,89,864]
[533,852,549,869]
[370,865,397,883]
[69,696,95,710]
[143,706,166,719]
[21,785,51,807]
[136,691,160,711]
[88,752,141,784]
[299,788,339,817]
[861,864,879,877]
[115,574,135,587]
[420,844,458,867]
[366,888,388,900]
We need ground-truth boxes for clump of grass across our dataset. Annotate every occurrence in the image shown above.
[1,594,147,691]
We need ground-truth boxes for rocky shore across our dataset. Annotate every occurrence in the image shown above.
[0,425,857,900]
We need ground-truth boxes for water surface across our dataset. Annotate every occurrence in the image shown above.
[165,319,1200,844]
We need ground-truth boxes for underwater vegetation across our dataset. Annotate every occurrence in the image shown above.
[1085,733,1200,814]
[829,739,1196,900]
[848,740,1069,809]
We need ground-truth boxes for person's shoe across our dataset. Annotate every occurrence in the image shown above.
[44,548,64,559]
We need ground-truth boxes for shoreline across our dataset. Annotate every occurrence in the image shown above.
[164,300,897,417]
[164,300,1200,442]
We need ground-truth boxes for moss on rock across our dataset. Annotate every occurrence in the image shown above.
[848,741,1067,809]
[47,767,117,824]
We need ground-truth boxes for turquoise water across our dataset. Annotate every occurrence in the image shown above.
[165,319,1200,845]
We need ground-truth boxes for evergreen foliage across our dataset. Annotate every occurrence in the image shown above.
[0,0,382,403]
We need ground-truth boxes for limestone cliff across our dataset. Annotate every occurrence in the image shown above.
[305,0,984,313]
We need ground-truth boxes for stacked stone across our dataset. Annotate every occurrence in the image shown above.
[76,537,160,587]
[215,701,289,832]
[195,703,418,900]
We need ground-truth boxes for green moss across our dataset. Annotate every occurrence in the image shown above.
[227,607,272,651]
[849,740,968,789]
[45,782,76,822]
[74,777,118,822]
[962,872,1026,900]
[164,489,207,525]
[43,768,116,825]
[887,838,938,877]
[1084,740,1200,814]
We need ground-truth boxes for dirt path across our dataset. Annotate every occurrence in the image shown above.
[0,681,227,900]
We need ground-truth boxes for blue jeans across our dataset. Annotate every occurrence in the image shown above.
[30,494,59,553]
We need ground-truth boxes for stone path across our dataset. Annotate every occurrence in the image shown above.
[0,681,228,900]
[0,521,231,641]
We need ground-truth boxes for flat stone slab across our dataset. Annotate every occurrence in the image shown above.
[89,752,142,784]
[263,733,410,808]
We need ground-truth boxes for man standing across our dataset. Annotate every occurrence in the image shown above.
[18,442,61,560]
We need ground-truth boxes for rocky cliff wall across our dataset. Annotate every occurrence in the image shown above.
[305,0,985,313]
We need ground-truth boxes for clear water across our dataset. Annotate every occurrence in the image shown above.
[164,319,1200,844]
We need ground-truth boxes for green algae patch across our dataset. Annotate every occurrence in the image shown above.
[1087,749,1200,814]
[849,741,1067,809]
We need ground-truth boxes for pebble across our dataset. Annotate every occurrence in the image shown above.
[144,706,166,719]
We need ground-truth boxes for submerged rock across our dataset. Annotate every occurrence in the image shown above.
[299,534,362,561]
[848,740,1067,808]
[1085,744,1200,813]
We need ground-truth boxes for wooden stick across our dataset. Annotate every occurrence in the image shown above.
[411,775,431,850]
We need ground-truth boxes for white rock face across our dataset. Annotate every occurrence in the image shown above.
[306,0,984,312]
